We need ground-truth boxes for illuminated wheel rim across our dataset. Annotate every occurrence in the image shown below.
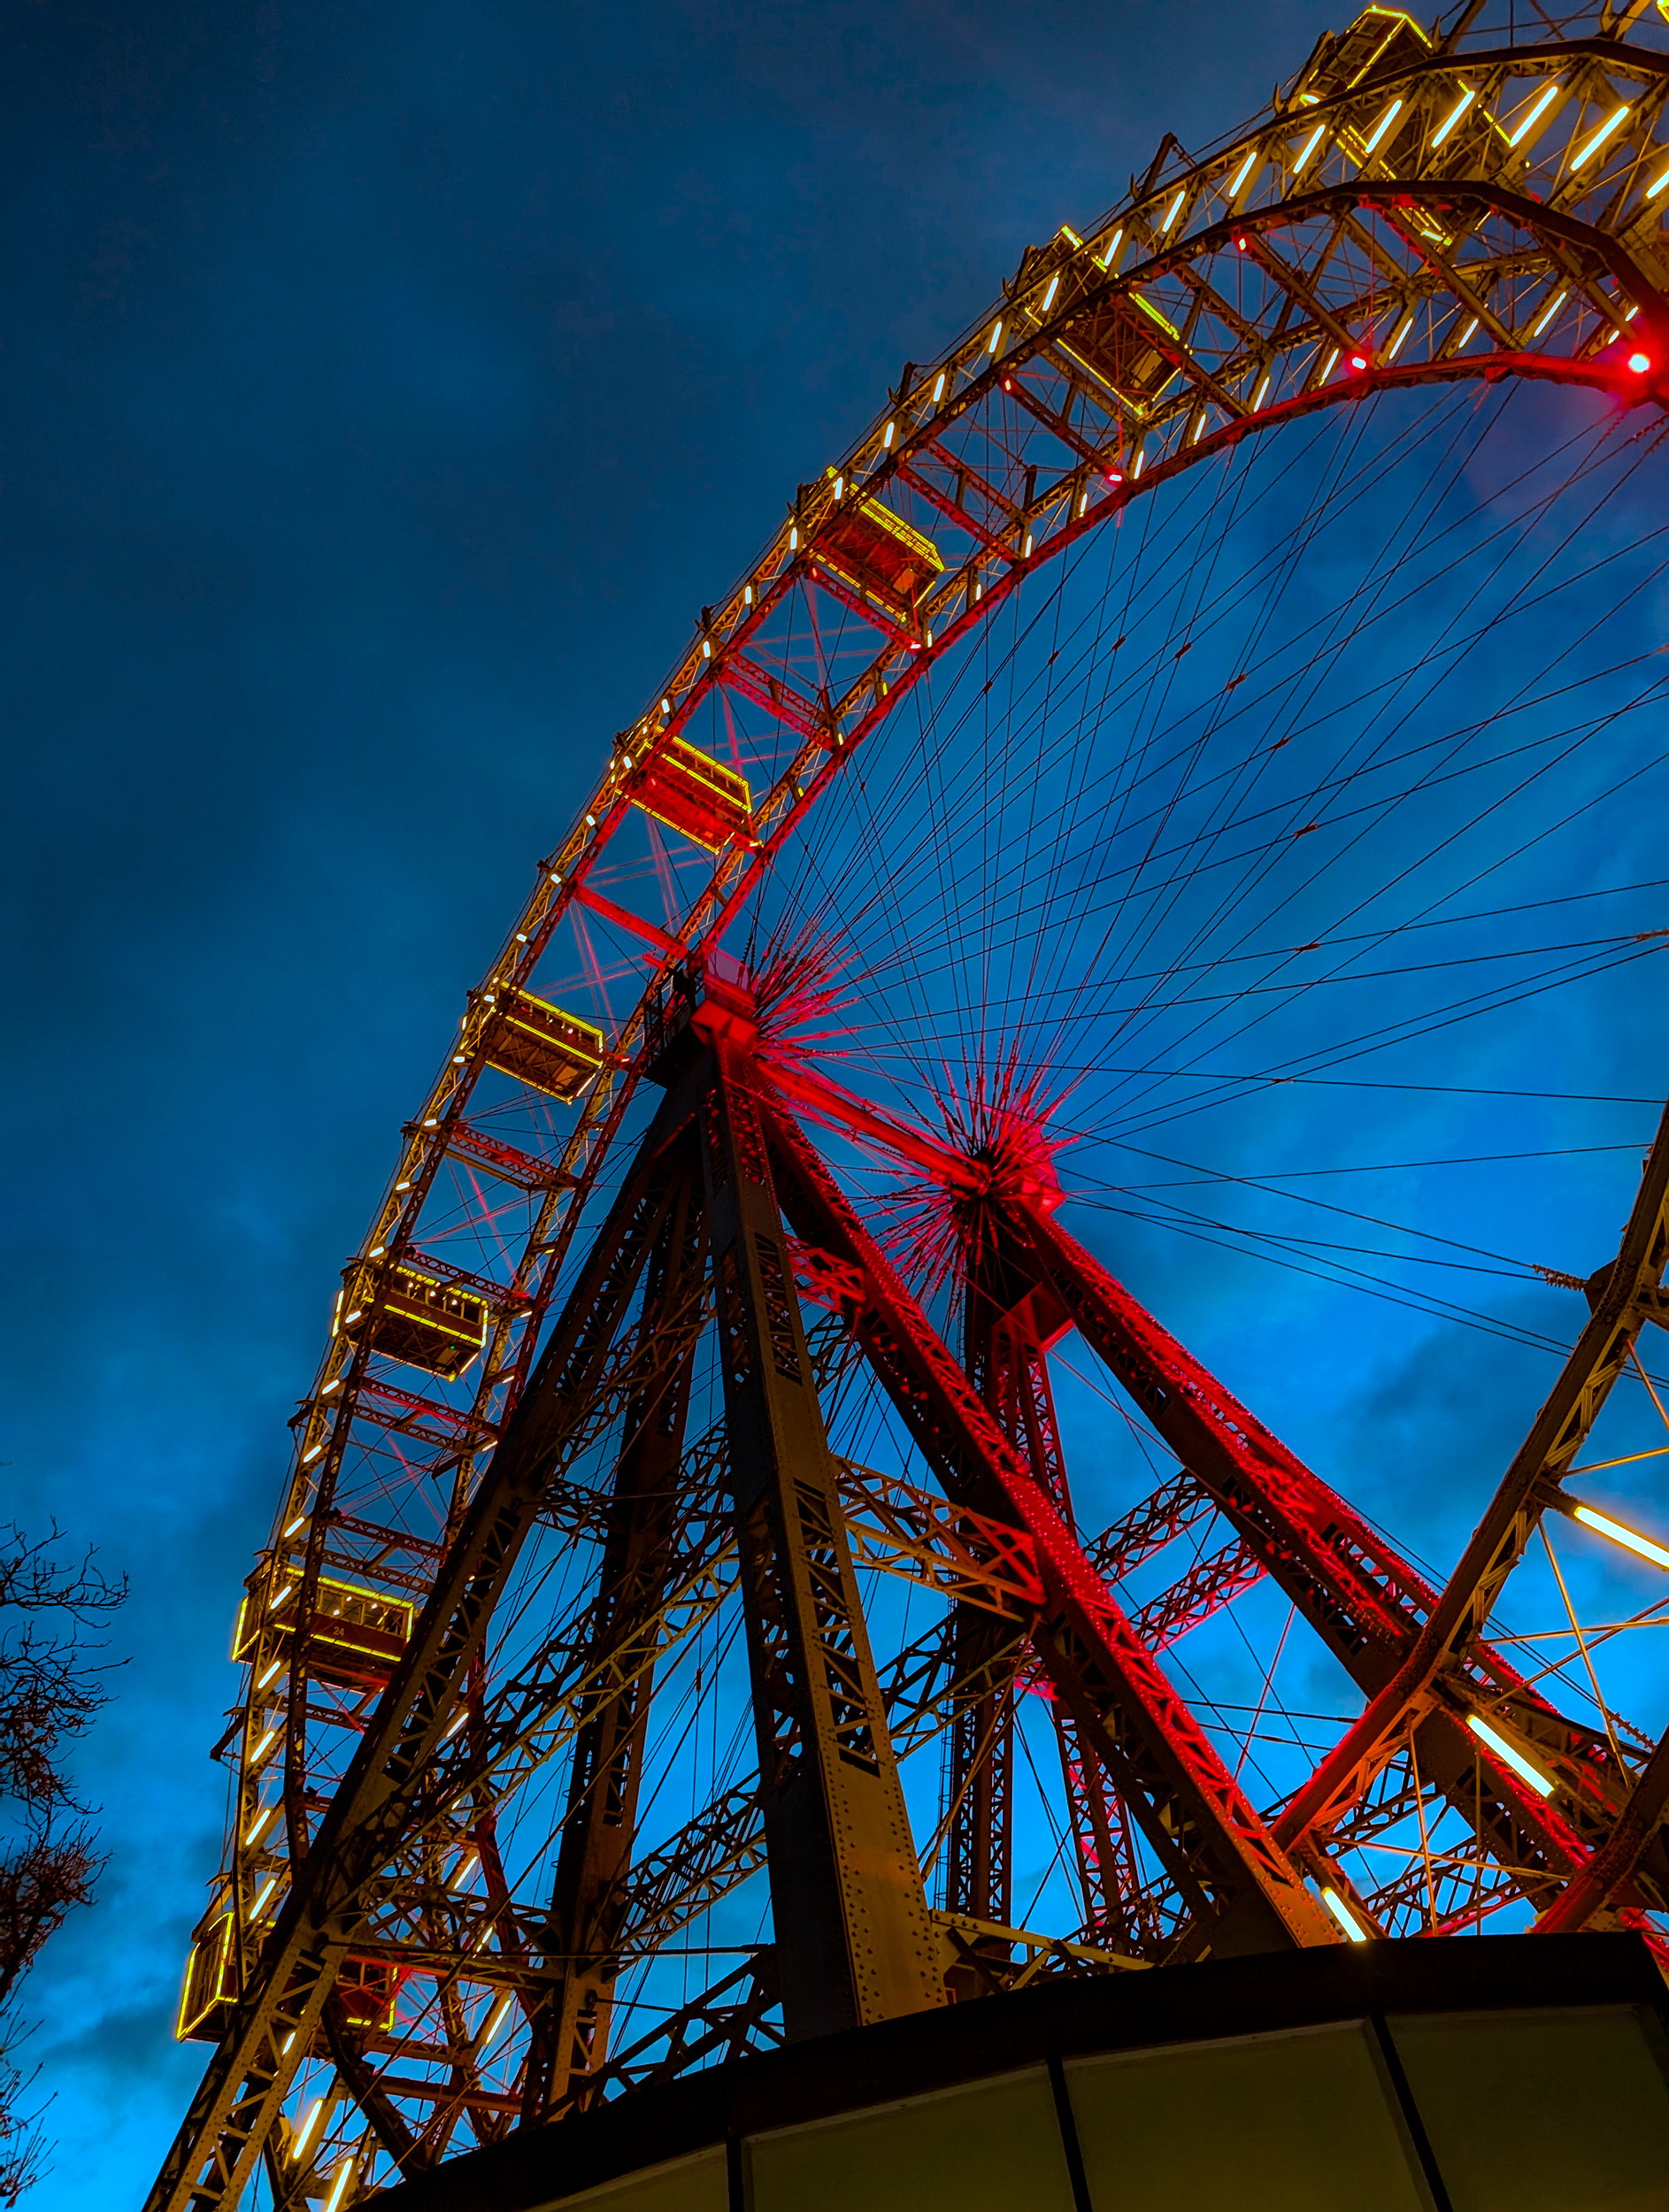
[158,12,1669,2208]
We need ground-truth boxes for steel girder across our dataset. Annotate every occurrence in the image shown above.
[519,1171,708,2120]
[159,12,1669,2208]
[994,1187,1669,1918]
[753,1079,1336,1958]
[766,1047,1669,1930]
[147,1091,706,2212]
[690,1014,944,2036]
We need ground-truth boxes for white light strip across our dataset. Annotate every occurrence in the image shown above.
[1432,86,1477,150]
[1506,81,1560,149]
[1467,1714,1555,1797]
[1161,188,1187,234]
[1573,1503,1669,1571]
[324,2160,356,2212]
[1363,98,1404,156]
[1649,163,1669,202]
[1529,288,1568,339]
[1387,315,1413,360]
[291,2099,325,2163]
[481,1993,516,2047]
[1228,147,1258,196]
[1321,1886,1370,1941]
[1293,123,1327,176]
[1571,104,1630,173]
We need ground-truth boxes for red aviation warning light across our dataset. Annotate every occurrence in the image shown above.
[1627,350,1652,375]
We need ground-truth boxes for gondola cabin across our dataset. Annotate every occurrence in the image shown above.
[335,1264,489,1379]
[176,1912,235,2041]
[484,990,605,1102]
[177,1923,400,2045]
[1299,4,1429,101]
[333,1954,401,2036]
[635,735,753,851]
[814,488,942,627]
[233,1572,416,1690]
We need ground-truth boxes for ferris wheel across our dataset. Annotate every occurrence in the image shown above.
[149,8,1669,2208]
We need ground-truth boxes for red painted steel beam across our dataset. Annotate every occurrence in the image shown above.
[995,1194,1609,1887]
[755,1057,1629,1896]
[752,1075,1337,1956]
[760,1053,993,1188]
[573,883,689,963]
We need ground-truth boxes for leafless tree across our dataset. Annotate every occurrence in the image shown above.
[0,1525,125,2200]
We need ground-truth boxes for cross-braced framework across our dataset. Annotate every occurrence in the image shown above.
[154,7,1669,2208]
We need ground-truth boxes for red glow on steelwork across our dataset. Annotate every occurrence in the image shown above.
[870,1053,1069,1295]
[749,927,861,1058]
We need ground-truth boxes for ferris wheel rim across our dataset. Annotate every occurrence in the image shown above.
[157,12,1669,2208]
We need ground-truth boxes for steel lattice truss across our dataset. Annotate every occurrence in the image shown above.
[151,8,1669,2210]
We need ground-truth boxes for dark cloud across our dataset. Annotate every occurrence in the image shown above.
[8,3,1666,2201]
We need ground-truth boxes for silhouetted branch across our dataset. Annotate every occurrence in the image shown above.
[0,1524,126,2195]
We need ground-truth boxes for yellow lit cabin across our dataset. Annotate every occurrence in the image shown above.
[334,1953,401,2034]
[1297,5,1429,104]
[485,989,605,1101]
[178,1921,399,2044]
[635,735,753,850]
[814,489,943,626]
[336,1263,488,1379]
[177,1913,235,2041]
[234,1572,416,1688]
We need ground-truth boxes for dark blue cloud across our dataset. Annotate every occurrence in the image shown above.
[9,3,1667,2201]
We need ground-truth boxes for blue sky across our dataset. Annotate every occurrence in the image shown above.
[5,4,1669,2203]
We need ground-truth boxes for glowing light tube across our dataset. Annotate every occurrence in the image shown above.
[291,2100,325,2163]
[1364,98,1404,156]
[1432,86,1477,150]
[1570,104,1630,173]
[1292,124,1326,175]
[1572,1503,1669,1571]
[1321,1887,1370,1942]
[1467,1714,1555,1797]
[1506,81,1560,149]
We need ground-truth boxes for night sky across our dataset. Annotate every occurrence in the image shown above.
[5,4,1668,2204]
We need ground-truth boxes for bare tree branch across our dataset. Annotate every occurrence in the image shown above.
[0,1524,126,2195]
